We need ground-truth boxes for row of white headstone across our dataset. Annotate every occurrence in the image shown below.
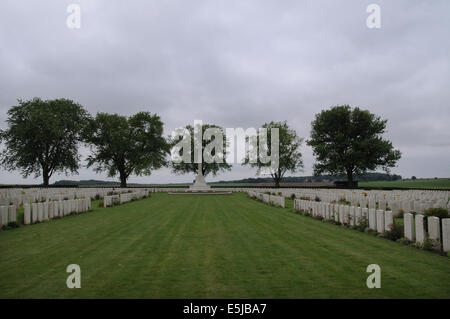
[4,187,446,211]
[287,188,448,202]
[295,199,394,230]
[23,198,92,225]
[294,199,450,252]
[403,213,450,251]
[246,188,449,213]
[103,195,120,207]
[0,205,17,228]
[0,187,152,207]
[248,191,285,208]
[104,190,149,207]
[119,190,149,204]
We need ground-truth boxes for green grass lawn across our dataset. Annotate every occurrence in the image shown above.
[0,193,449,298]
[359,179,450,189]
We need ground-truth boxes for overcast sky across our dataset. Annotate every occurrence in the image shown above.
[0,0,449,184]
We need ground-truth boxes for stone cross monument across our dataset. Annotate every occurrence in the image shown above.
[187,162,212,192]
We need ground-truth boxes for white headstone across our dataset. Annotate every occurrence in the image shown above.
[43,202,49,220]
[8,205,16,223]
[427,216,441,242]
[376,210,385,233]
[442,218,450,252]
[37,202,43,222]
[1,206,8,226]
[24,203,31,225]
[368,198,376,210]
[378,200,386,211]
[53,201,59,218]
[404,213,415,241]
[368,208,377,230]
[384,211,393,232]
[64,201,69,216]
[362,208,368,221]
[48,202,54,219]
[343,205,350,224]
[32,203,38,223]
[355,207,362,226]
[349,206,355,226]
[415,214,425,243]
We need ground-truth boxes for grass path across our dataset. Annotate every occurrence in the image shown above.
[0,193,449,298]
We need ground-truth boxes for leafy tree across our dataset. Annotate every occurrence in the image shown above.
[411,176,417,180]
[307,105,401,187]
[84,112,169,187]
[244,121,303,187]
[170,123,232,177]
[0,98,88,186]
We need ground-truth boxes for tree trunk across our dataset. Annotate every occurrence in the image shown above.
[347,169,354,188]
[274,174,281,188]
[120,171,127,188]
[42,167,50,186]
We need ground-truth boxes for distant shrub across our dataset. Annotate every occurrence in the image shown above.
[98,200,104,208]
[423,207,449,219]
[8,221,19,228]
[354,217,368,232]
[365,228,377,236]
[314,196,321,202]
[95,194,100,200]
[382,222,404,241]
[2,222,19,230]
[416,238,441,252]
[290,194,296,200]
[396,237,412,246]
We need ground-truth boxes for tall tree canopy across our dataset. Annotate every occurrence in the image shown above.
[307,105,401,186]
[0,98,88,186]
[244,121,303,187]
[84,112,169,187]
[170,123,232,178]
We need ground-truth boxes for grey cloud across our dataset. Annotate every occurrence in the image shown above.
[0,0,449,184]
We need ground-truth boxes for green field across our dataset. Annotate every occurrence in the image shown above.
[359,179,450,189]
[0,193,449,298]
